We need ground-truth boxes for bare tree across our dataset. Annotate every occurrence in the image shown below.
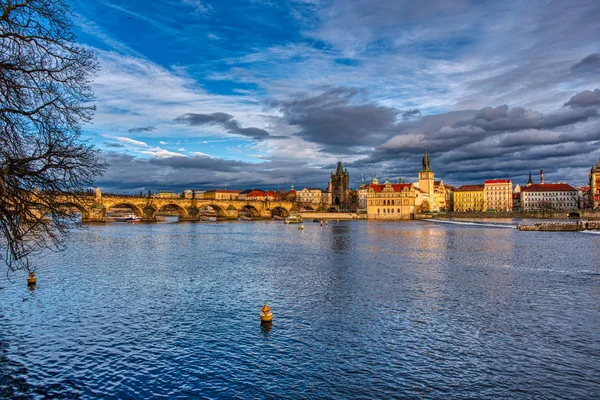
[1,0,105,273]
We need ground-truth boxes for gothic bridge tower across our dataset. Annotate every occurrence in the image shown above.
[331,159,349,206]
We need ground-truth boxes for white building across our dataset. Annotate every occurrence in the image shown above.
[296,188,331,209]
[520,183,578,211]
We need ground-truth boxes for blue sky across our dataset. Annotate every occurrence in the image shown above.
[71,0,600,192]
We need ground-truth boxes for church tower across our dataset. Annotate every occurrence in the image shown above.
[330,159,349,206]
[418,150,436,209]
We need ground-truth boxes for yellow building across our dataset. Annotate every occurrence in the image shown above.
[366,177,428,219]
[203,189,241,200]
[484,179,513,212]
[453,185,486,212]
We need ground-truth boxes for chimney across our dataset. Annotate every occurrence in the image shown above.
[540,169,544,184]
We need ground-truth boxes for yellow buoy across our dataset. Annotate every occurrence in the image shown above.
[299,224,304,230]
[325,220,328,225]
[260,303,273,322]
[27,272,36,285]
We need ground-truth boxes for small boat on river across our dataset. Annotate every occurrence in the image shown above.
[239,215,253,221]
[284,214,302,224]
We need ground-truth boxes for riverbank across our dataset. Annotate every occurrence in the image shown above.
[436,210,600,219]
[517,220,600,231]
[300,212,366,220]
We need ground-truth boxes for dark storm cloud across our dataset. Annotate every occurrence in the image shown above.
[269,87,414,151]
[174,112,274,140]
[127,126,155,133]
[571,53,600,74]
[349,90,600,186]
[96,152,332,193]
[564,88,600,108]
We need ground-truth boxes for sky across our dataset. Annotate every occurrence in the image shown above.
[71,0,600,193]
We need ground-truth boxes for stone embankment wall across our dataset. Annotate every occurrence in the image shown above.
[438,210,600,219]
[517,220,600,231]
[300,212,366,220]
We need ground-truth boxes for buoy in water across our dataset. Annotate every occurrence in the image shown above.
[299,224,304,230]
[325,220,328,225]
[260,303,273,323]
[27,272,36,286]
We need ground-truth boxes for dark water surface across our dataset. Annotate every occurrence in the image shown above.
[1,220,599,399]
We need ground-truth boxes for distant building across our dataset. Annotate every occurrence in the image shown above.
[520,183,578,211]
[589,160,600,208]
[203,189,241,200]
[183,190,205,199]
[453,185,486,212]
[330,160,349,207]
[366,177,425,219]
[154,190,180,199]
[484,179,513,212]
[296,188,330,210]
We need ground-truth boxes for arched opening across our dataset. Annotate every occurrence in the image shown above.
[270,207,289,219]
[155,203,187,222]
[106,202,143,222]
[57,202,89,222]
[240,205,260,219]
[199,204,227,220]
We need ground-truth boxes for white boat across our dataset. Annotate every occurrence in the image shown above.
[284,214,302,224]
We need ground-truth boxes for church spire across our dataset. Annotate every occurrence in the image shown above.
[527,169,533,186]
[421,149,431,172]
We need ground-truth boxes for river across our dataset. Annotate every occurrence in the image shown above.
[1,220,599,398]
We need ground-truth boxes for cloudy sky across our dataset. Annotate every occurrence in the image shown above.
[73,0,600,192]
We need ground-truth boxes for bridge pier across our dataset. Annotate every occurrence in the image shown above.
[82,204,107,223]
[260,210,272,219]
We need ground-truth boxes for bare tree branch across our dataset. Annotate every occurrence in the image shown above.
[0,0,105,273]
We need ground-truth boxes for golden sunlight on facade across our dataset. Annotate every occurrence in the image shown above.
[453,185,486,212]
[483,179,513,212]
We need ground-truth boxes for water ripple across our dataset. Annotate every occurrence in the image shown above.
[0,221,599,398]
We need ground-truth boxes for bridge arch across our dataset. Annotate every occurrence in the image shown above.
[105,202,144,217]
[240,204,260,218]
[57,202,91,221]
[154,203,188,218]
[199,203,228,219]
[270,206,289,218]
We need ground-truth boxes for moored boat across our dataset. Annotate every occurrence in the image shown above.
[284,214,302,224]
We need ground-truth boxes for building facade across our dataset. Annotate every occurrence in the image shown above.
[589,160,600,208]
[520,183,578,211]
[296,188,331,209]
[330,160,349,207]
[203,189,241,200]
[453,185,486,212]
[484,179,513,212]
[366,178,425,219]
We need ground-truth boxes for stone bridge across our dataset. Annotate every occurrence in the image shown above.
[60,190,294,222]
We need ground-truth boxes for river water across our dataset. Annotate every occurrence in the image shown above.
[1,220,599,399]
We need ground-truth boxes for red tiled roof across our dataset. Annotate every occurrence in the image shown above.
[247,190,265,197]
[485,179,511,184]
[455,185,485,192]
[521,183,576,192]
[368,183,412,192]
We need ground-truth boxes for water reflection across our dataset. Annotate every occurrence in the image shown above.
[0,221,599,398]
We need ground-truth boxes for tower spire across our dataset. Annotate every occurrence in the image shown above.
[527,169,533,186]
[421,149,431,172]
